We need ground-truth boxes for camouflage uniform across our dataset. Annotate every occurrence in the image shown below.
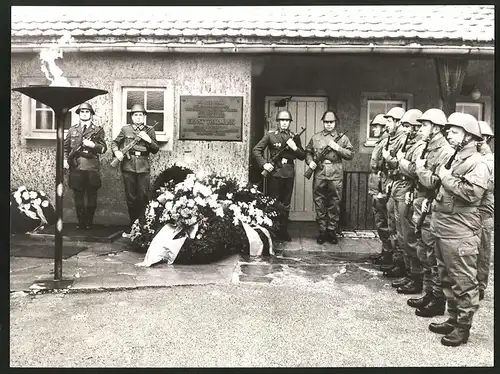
[476,142,494,293]
[414,132,454,300]
[369,132,390,249]
[252,128,306,227]
[111,123,159,225]
[395,136,426,278]
[305,129,354,233]
[430,141,489,326]
[64,121,107,226]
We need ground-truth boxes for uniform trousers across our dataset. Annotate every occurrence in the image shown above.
[122,171,150,225]
[313,177,343,232]
[477,216,494,292]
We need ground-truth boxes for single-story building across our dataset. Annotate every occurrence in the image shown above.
[11,5,494,229]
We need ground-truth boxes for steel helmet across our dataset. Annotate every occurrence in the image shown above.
[130,104,147,115]
[416,108,447,126]
[370,114,387,126]
[276,110,293,121]
[478,120,494,137]
[384,107,405,120]
[321,111,337,122]
[75,102,95,115]
[446,112,482,139]
[400,109,423,126]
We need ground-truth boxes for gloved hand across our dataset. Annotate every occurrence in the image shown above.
[138,131,152,143]
[114,150,124,161]
[328,140,341,152]
[421,198,430,213]
[63,160,70,169]
[82,139,95,148]
[404,191,413,205]
[263,163,274,172]
[309,161,317,170]
[438,165,452,180]
[415,158,427,169]
[286,138,298,151]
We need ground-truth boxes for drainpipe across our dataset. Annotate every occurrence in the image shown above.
[11,43,495,56]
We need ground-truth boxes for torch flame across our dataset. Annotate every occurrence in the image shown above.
[39,32,75,87]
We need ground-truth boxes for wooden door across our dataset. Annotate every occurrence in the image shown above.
[264,96,328,221]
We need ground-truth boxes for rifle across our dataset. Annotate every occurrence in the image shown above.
[304,130,348,180]
[405,136,430,220]
[261,127,306,177]
[380,134,391,172]
[111,121,159,168]
[67,126,103,168]
[414,141,463,238]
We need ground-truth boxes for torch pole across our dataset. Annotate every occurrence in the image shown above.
[54,108,69,281]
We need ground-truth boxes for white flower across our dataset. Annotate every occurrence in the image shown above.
[22,191,30,200]
[150,201,160,208]
[194,196,207,207]
[15,196,22,205]
[226,193,233,199]
[33,198,42,206]
[13,191,21,200]
[165,201,173,212]
[29,191,38,199]
[23,203,31,210]
[39,191,46,196]
[215,206,224,217]
[187,199,195,208]
[250,188,257,194]
[18,186,26,192]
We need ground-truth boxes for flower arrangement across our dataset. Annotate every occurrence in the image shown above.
[124,166,286,264]
[10,186,56,234]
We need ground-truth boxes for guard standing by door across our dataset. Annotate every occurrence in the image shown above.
[305,111,354,244]
[428,112,489,347]
[476,120,494,301]
[111,104,160,226]
[63,102,107,229]
[252,109,306,241]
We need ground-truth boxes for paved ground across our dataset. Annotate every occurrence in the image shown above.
[9,226,494,367]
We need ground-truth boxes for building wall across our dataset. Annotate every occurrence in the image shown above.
[11,53,252,224]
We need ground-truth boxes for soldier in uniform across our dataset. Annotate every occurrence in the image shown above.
[252,109,306,241]
[368,114,391,262]
[305,111,354,244]
[427,113,489,347]
[111,104,160,226]
[378,107,407,277]
[63,102,107,229]
[476,120,494,301]
[407,109,454,318]
[389,109,426,294]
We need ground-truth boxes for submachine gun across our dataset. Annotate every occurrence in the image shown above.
[304,130,348,180]
[414,141,463,238]
[261,127,307,178]
[110,121,159,168]
[67,126,103,169]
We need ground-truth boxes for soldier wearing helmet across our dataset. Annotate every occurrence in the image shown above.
[373,106,407,277]
[111,103,160,226]
[63,102,107,229]
[305,110,354,244]
[252,109,306,241]
[368,114,392,263]
[401,108,454,317]
[426,112,489,347]
[384,108,428,294]
[476,120,494,301]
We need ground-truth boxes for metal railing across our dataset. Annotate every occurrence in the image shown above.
[340,171,375,231]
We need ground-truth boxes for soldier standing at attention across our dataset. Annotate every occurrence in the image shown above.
[406,109,453,318]
[252,110,306,241]
[63,102,107,229]
[368,114,392,263]
[305,111,354,245]
[476,120,494,301]
[427,113,489,347]
[378,107,407,277]
[111,104,160,226]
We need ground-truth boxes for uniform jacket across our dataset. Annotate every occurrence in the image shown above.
[368,132,389,195]
[430,142,489,239]
[252,128,306,178]
[477,143,494,219]
[305,129,354,180]
[64,121,107,171]
[111,124,160,173]
[372,126,406,189]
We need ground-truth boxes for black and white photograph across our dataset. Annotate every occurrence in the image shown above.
[9,5,494,367]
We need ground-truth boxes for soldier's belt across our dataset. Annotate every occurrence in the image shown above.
[130,151,149,156]
[433,205,479,213]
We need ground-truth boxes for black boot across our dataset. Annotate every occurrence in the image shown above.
[479,289,485,301]
[407,292,433,308]
[397,277,423,294]
[415,298,446,317]
[279,228,292,242]
[75,208,86,230]
[373,251,393,266]
[317,231,328,244]
[384,266,406,278]
[85,206,96,230]
[429,318,457,335]
[441,323,471,347]
[327,230,338,244]
[391,276,411,288]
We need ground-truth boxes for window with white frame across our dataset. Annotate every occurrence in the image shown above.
[456,102,484,121]
[113,79,173,149]
[366,100,407,140]
[21,77,80,140]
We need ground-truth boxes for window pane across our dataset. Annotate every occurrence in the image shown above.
[147,112,164,132]
[36,110,53,129]
[146,91,164,111]
[457,103,483,120]
[64,113,72,130]
[126,90,145,109]
[368,102,386,123]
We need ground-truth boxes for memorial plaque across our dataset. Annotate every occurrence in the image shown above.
[179,96,243,141]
